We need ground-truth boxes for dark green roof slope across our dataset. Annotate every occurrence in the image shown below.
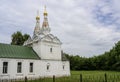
[0,43,40,59]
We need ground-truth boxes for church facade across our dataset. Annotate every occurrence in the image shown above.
[0,7,70,79]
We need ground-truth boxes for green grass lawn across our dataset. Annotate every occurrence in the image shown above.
[71,70,120,78]
[71,70,120,82]
[71,70,120,75]
[17,71,120,82]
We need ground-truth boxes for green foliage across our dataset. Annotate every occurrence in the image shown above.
[64,41,120,71]
[11,31,30,45]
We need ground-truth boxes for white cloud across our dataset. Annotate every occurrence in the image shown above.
[0,0,120,57]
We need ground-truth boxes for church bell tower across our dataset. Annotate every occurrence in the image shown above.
[34,11,40,36]
[24,6,62,60]
[40,6,51,35]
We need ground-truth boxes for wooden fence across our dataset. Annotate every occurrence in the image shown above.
[0,73,120,82]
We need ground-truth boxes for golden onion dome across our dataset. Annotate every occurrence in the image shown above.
[36,10,40,20]
[44,6,48,16]
[36,16,40,20]
[44,11,48,16]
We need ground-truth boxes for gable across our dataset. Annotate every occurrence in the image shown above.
[53,37,61,44]
[40,34,61,44]
[0,43,40,59]
[41,35,53,42]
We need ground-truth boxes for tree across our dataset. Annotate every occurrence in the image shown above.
[23,34,30,41]
[63,40,120,71]
[11,31,30,45]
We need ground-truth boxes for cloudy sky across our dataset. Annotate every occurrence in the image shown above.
[0,0,120,57]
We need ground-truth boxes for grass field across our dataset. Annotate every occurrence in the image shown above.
[71,70,120,75]
[13,71,120,82]
[70,71,120,82]
[25,71,120,82]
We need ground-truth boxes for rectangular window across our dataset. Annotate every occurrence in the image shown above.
[29,63,33,73]
[17,62,22,73]
[47,65,49,70]
[63,65,65,70]
[3,62,8,74]
[47,63,50,71]
[50,48,52,52]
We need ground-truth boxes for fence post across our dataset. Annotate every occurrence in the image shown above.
[53,75,55,82]
[105,73,107,82]
[80,74,82,82]
[25,76,27,82]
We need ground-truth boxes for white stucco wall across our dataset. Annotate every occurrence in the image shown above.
[32,41,61,60]
[0,58,70,79]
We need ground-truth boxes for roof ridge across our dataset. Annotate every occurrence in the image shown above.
[0,43,29,48]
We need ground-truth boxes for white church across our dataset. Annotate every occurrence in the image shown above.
[0,7,70,79]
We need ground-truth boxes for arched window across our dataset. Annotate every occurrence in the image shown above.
[63,63,65,70]
[47,63,50,70]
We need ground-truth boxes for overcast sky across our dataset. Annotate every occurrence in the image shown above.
[0,0,120,57]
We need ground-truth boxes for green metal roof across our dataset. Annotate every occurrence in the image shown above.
[0,43,40,59]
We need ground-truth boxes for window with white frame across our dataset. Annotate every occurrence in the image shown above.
[3,62,8,74]
[63,63,65,70]
[29,63,33,73]
[50,47,52,53]
[17,62,22,73]
[63,65,65,70]
[47,63,50,70]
